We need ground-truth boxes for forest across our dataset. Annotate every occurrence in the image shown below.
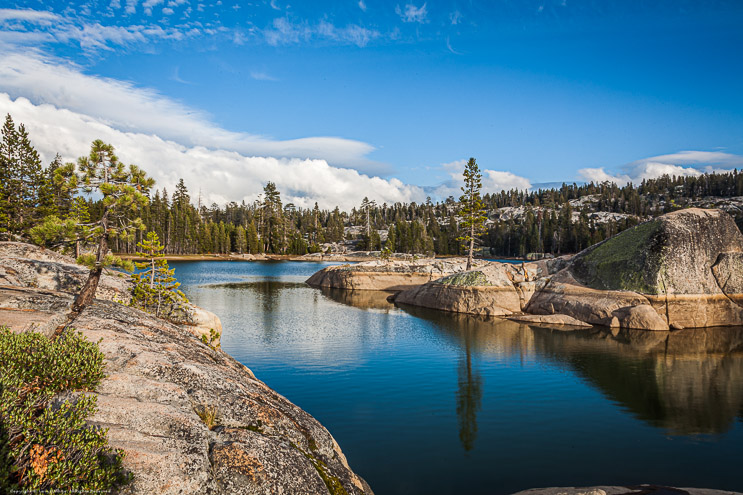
[3,113,743,258]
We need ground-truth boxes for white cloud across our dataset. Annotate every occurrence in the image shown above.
[143,0,164,15]
[263,18,380,47]
[125,0,139,14]
[0,51,388,175]
[445,36,461,55]
[0,93,424,211]
[358,0,367,12]
[0,9,59,23]
[577,167,631,185]
[396,3,428,23]
[578,151,743,186]
[430,159,531,198]
[449,10,461,25]
[0,8,199,52]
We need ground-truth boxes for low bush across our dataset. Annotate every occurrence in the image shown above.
[0,327,130,492]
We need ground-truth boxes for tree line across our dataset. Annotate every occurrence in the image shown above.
[3,113,743,259]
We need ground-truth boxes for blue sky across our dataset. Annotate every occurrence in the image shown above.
[1,0,742,208]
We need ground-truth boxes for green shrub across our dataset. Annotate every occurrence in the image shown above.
[0,327,130,492]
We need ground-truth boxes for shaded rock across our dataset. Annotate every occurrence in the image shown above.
[307,257,486,291]
[611,305,669,331]
[506,313,592,328]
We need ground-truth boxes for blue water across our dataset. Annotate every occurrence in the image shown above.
[173,260,743,495]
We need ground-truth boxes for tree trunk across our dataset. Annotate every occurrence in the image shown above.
[72,265,103,313]
[72,216,108,312]
[467,223,474,271]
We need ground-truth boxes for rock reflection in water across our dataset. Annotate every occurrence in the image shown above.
[319,287,399,311]
[401,305,743,436]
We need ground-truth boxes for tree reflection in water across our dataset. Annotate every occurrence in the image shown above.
[319,288,743,438]
[456,326,483,452]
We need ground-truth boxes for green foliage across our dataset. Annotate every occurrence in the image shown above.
[131,231,188,320]
[457,158,487,268]
[200,328,221,350]
[573,219,665,294]
[77,253,134,272]
[193,404,219,429]
[0,114,44,236]
[380,245,392,261]
[0,327,129,492]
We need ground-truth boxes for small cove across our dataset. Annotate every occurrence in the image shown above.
[174,260,743,495]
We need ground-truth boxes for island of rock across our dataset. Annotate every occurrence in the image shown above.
[0,242,373,495]
[309,208,743,330]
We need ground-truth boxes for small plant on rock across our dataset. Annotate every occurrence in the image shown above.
[194,404,220,430]
[0,327,130,492]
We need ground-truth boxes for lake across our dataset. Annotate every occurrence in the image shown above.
[173,260,743,495]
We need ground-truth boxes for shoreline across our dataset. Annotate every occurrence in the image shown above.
[117,253,530,263]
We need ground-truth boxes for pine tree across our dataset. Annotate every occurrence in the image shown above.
[0,115,43,235]
[131,231,188,319]
[33,140,153,313]
[457,158,487,270]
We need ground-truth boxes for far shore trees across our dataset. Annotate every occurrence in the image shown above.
[457,158,487,270]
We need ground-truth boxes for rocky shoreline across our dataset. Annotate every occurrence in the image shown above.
[308,208,743,331]
[0,242,373,494]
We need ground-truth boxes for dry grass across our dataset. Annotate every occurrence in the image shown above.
[194,404,220,429]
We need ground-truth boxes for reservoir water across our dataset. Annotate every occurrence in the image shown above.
[174,260,743,494]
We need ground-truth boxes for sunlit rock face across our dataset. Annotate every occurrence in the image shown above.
[306,257,486,291]
[0,241,221,343]
[381,208,743,330]
[0,244,373,494]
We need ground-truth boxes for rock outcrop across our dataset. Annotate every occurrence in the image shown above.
[527,208,743,329]
[306,257,488,291]
[0,242,222,344]
[0,245,372,494]
[377,209,743,330]
[393,262,538,316]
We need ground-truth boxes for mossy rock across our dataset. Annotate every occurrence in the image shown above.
[438,271,492,287]
[570,208,743,295]
[571,219,667,294]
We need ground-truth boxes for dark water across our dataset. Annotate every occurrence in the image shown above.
[173,260,743,495]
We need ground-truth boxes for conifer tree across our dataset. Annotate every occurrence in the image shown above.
[0,115,43,235]
[131,231,187,319]
[33,140,153,313]
[457,158,487,270]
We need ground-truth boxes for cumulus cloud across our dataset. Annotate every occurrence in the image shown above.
[578,151,743,186]
[0,50,389,175]
[0,93,424,211]
[396,3,428,23]
[430,159,532,199]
